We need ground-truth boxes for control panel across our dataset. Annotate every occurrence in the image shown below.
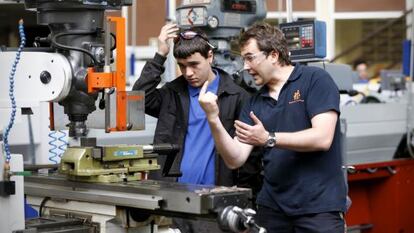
[279,20,326,61]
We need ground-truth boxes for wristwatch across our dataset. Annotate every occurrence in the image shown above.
[265,132,276,148]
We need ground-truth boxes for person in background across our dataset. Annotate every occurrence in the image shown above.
[353,59,370,83]
[133,23,262,233]
[198,22,347,233]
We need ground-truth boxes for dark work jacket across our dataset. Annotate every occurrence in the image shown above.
[133,53,262,188]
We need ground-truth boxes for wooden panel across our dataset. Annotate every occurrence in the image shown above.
[267,0,315,11]
[105,10,121,17]
[131,0,167,45]
[336,0,405,12]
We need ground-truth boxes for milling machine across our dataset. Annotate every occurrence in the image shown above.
[0,1,263,232]
[176,0,267,92]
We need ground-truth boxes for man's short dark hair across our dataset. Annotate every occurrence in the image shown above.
[353,59,367,69]
[239,22,291,66]
[173,28,212,59]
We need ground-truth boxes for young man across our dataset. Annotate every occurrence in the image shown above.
[199,22,347,233]
[132,23,261,191]
[133,24,262,232]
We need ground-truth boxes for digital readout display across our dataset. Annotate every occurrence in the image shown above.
[222,0,255,13]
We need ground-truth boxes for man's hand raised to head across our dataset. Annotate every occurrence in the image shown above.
[198,81,219,121]
[157,23,179,57]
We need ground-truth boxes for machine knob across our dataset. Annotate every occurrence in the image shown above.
[40,71,51,84]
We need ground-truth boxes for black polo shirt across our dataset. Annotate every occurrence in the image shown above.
[239,63,347,216]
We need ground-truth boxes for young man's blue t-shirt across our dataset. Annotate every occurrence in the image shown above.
[178,70,220,185]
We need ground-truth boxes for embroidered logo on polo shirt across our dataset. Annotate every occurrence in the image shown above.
[289,90,304,104]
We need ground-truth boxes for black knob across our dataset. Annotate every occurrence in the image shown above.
[40,71,51,84]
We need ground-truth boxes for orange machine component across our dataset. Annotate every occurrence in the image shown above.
[87,16,127,132]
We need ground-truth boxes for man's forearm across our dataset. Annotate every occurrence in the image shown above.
[275,129,332,152]
[208,117,252,169]
[274,111,338,152]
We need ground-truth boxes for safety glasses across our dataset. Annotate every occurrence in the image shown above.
[241,51,267,65]
[174,31,215,49]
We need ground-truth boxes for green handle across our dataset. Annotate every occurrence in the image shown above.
[12,171,32,176]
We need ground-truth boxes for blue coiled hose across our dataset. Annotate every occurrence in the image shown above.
[48,131,59,164]
[48,130,68,164]
[57,130,68,158]
[4,19,26,163]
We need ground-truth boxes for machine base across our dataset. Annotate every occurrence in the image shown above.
[346,159,414,233]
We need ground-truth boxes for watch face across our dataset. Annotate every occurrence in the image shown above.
[266,138,275,147]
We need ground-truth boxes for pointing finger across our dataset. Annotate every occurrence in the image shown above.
[200,80,209,96]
